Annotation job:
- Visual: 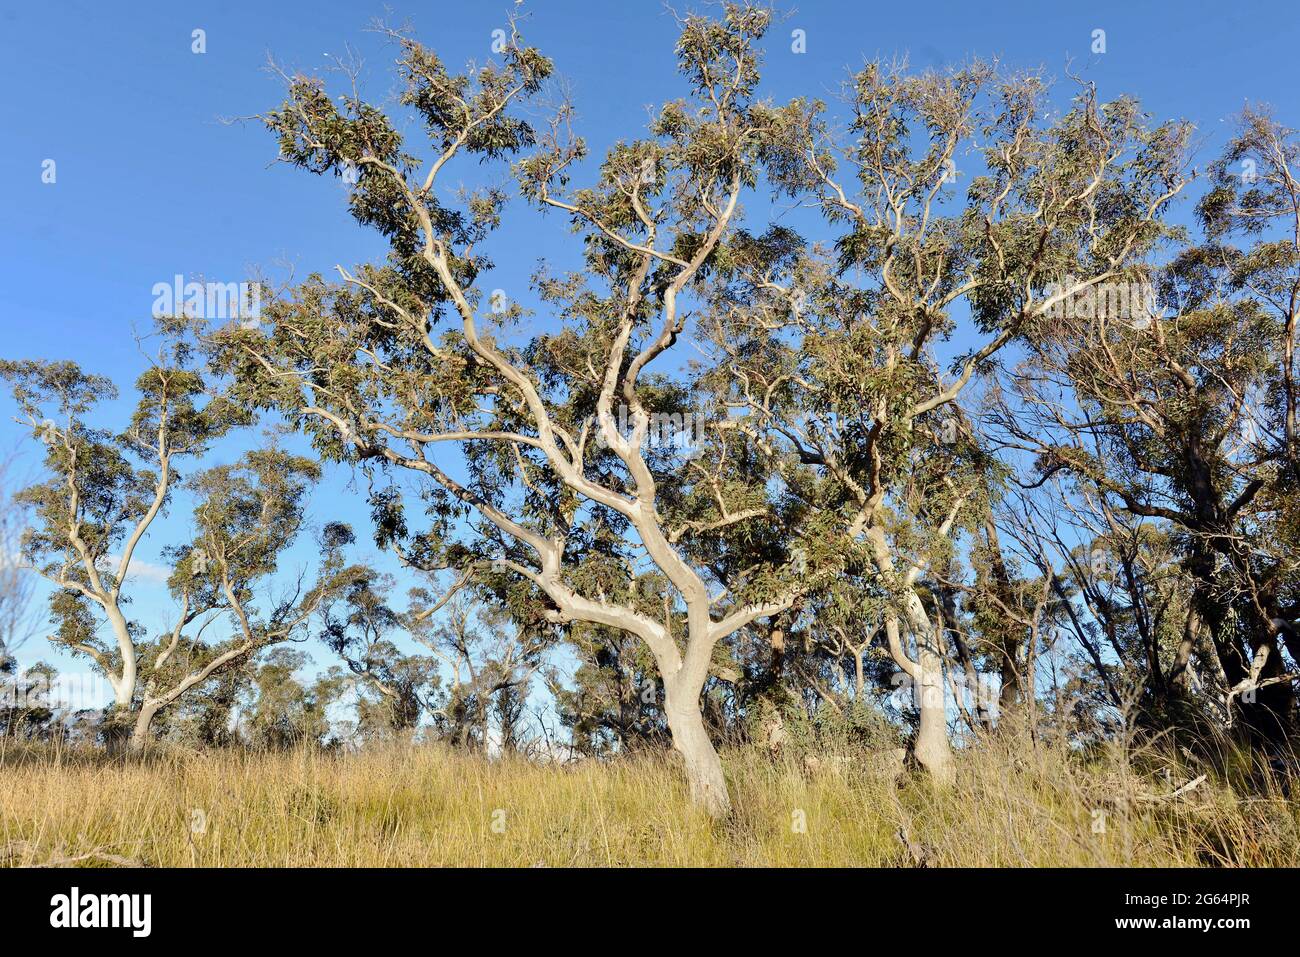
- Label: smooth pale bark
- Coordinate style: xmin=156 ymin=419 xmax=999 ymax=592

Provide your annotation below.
xmin=104 ymin=605 xmax=136 ymax=709
xmin=128 ymin=703 xmax=161 ymax=752
xmin=911 ymin=628 xmax=954 ymax=786
xmin=663 ymin=678 xmax=729 ymax=817
xmin=868 ymin=514 xmax=957 ymax=785
xmin=86 ymin=609 xmax=139 ymax=756
xmin=885 ymin=603 xmax=955 ymax=786
xmin=266 ymin=58 xmax=794 ymax=818
xmin=123 ymin=590 xmax=284 ymax=753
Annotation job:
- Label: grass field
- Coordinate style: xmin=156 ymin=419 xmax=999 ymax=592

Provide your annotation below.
xmin=2 ymin=737 xmax=1296 ymax=867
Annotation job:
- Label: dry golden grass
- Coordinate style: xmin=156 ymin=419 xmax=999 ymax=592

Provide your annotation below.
xmin=1 ymin=736 xmax=1296 ymax=867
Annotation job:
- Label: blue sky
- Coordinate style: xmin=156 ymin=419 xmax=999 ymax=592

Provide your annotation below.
xmin=2 ymin=0 xmax=1297 ymax=712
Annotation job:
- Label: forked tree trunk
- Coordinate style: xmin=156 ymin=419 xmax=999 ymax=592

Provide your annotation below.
xmin=663 ymin=679 xmax=730 ymax=817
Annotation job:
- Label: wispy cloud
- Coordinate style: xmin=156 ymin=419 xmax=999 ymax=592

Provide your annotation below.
xmin=3 ymin=550 xmax=173 ymax=585
xmin=98 ymin=555 xmax=174 ymax=585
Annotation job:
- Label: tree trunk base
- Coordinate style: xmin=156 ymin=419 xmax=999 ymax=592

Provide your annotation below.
xmin=914 ymin=702 xmax=954 ymax=787
xmin=913 ymin=740 xmax=955 ymax=787
xmin=665 ymin=702 xmax=732 ymax=817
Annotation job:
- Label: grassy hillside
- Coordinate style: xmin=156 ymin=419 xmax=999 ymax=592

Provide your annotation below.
xmin=2 ymin=738 xmax=1296 ymax=867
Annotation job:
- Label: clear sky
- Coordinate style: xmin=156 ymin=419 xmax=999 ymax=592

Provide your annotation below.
xmin=2 ymin=0 xmax=1298 ymax=707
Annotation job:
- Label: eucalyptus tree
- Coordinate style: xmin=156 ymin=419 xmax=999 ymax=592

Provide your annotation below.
xmin=242 ymin=647 xmax=344 ymax=749
xmin=128 ymin=447 xmax=349 ymax=748
xmin=1193 ymin=108 xmax=1300 ymax=735
xmin=698 ymin=64 xmax=1191 ymax=779
xmin=0 ymin=660 xmax=57 ymax=741
xmin=0 ymin=330 xmax=242 ymax=744
xmin=212 ymin=5 xmax=819 ymax=814
xmin=410 ymin=593 xmax=541 ymax=752
xmin=546 ymin=622 xmax=669 ymax=756
xmin=318 ymin=561 xmax=441 ymax=737
xmin=997 ymin=108 xmax=1300 ymax=744
xmin=0 ymin=458 xmax=36 ymax=671
xmin=0 ymin=331 xmax=351 ymax=749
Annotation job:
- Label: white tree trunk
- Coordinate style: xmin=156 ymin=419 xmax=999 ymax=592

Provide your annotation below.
xmin=94 ymin=607 xmax=138 ymax=755
xmin=907 ymin=592 xmax=954 ymax=785
xmin=128 ymin=702 xmax=159 ymax=752
xmin=912 ymin=641 xmax=954 ymax=785
xmin=887 ymin=600 xmax=955 ymax=786
xmin=663 ymin=680 xmax=730 ymax=817
xmin=105 ymin=604 xmax=136 ymax=709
